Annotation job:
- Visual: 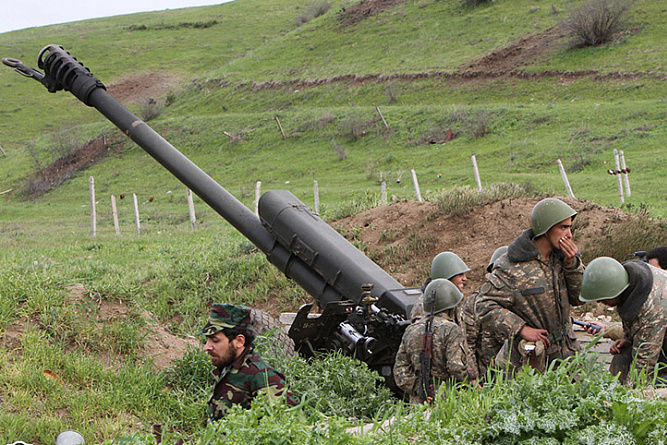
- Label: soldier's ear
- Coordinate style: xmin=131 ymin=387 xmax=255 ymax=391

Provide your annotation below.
xmin=232 ymin=334 xmax=246 ymax=350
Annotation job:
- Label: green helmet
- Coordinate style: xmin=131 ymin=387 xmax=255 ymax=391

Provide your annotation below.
xmin=579 ymin=257 xmax=630 ymax=302
xmin=531 ymin=198 xmax=577 ymax=238
xmin=487 ymin=246 xmax=508 ymax=273
xmin=431 ymin=252 xmax=470 ymax=280
xmin=423 ymin=279 xmax=464 ymax=314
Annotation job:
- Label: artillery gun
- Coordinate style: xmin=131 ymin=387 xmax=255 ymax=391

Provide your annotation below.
xmin=2 ymin=45 xmax=420 ymax=394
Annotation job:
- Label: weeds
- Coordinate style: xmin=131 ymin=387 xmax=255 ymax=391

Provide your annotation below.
xmin=139 ymin=98 xmax=165 ymax=122
xmin=338 ymin=116 xmax=377 ymax=142
xmin=164 ymin=345 xmax=213 ymax=395
xmin=448 ymin=109 xmax=492 ymax=140
xmin=325 ymin=190 xmax=381 ymax=220
xmin=580 ymin=204 xmax=667 ymax=264
xmin=295 ymin=0 xmax=332 ymax=26
xmin=561 ymin=0 xmax=635 ymax=48
xmin=432 ymin=183 xmax=532 ymax=217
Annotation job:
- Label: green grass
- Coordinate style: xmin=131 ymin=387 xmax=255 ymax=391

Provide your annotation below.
xmin=1 ymin=0 xmax=667 ymax=441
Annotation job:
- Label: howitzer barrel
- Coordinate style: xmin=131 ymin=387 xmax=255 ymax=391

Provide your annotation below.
xmin=260 ymin=190 xmax=418 ymax=315
xmin=14 ymin=45 xmax=419 ymax=317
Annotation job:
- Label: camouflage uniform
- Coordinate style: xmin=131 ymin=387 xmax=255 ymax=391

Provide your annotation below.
xmin=393 ymin=311 xmax=477 ymax=403
xmin=208 ymin=344 xmax=297 ymax=421
xmin=609 ymin=262 xmax=667 ymax=381
xmin=409 ymin=277 xmax=431 ymax=322
xmin=460 ymin=288 xmax=504 ymax=377
xmin=411 ymin=278 xmax=480 ymax=377
xmin=201 ymin=304 xmax=297 ymax=422
xmin=475 ymin=229 xmax=585 ymax=370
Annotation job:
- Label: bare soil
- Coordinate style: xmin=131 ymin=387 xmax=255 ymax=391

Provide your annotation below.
xmin=1 ymin=284 xmax=199 ymax=370
xmin=338 ymin=0 xmax=406 ymax=28
xmin=105 ymin=72 xmax=179 ymax=105
xmin=331 ymin=195 xmax=630 ymax=291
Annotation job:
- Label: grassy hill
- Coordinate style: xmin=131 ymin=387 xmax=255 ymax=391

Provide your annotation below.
xmin=1 ymin=0 xmax=666 ymax=223
xmin=2 ymin=0 xmax=667 ymax=442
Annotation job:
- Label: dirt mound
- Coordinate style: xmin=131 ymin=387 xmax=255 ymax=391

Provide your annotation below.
xmin=461 ymin=26 xmax=569 ymax=74
xmin=331 ymin=195 xmax=630 ymax=291
xmin=1 ymin=284 xmax=199 ymax=370
xmin=106 ymin=72 xmax=179 ymax=105
xmin=338 ymin=0 xmax=406 ymax=27
xmin=21 ymin=137 xmax=110 ymax=198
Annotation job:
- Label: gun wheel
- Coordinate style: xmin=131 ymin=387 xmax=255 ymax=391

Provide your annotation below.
xmin=250 ymin=308 xmax=296 ymax=357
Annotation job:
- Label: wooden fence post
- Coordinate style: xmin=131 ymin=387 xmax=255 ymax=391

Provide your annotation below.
xmin=376 ymin=106 xmax=389 ymax=130
xmin=89 ymin=176 xmax=96 ymax=237
xmin=132 ymin=193 xmax=141 ymax=235
xmin=111 ymin=195 xmax=120 ymax=235
xmin=620 ymin=150 xmax=631 ymax=198
xmin=557 ymin=159 xmax=576 ymax=198
xmin=471 ymin=155 xmax=482 ymax=191
xmin=410 ymin=168 xmax=423 ymax=202
xmin=381 ymin=181 xmax=387 ymax=205
xmin=275 ymin=116 xmax=286 ymax=139
xmin=313 ymin=180 xmax=320 ymax=213
xmin=186 ymin=188 xmax=196 ymax=229
xmin=613 ymin=149 xmax=625 ymax=204
xmin=254 ymin=181 xmax=261 ymax=217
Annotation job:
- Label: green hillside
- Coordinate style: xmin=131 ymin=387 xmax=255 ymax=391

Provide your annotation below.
xmin=1 ymin=0 xmax=665 ymax=229
xmin=2 ymin=0 xmax=667 ymax=442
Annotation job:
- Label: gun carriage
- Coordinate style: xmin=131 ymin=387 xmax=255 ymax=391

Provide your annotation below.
xmin=3 ymin=46 xmax=421 ymax=394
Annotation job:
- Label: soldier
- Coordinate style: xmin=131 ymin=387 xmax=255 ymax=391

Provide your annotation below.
xmin=464 ymin=246 xmax=508 ymax=378
xmin=201 ymin=304 xmax=298 ymax=421
xmin=476 ymin=198 xmax=585 ymax=372
xmin=579 ymin=256 xmax=667 ymax=384
xmin=394 ymin=279 xmax=477 ymax=403
xmin=647 ymin=246 xmax=667 ymax=270
xmin=410 ymin=251 xmax=471 ymax=322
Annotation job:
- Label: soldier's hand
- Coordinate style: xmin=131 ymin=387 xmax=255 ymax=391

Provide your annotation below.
xmin=610 ymin=338 xmax=631 ymax=354
xmin=559 ymin=237 xmax=579 ymax=267
xmin=586 ymin=321 xmax=605 ymax=335
xmin=520 ymin=325 xmax=551 ymax=348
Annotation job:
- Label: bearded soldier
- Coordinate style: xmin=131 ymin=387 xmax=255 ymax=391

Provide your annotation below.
xmin=475 ymin=198 xmax=585 ymax=372
xmin=201 ymin=304 xmax=298 ymax=421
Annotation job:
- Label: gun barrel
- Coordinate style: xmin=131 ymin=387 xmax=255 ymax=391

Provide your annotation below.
xmin=22 ymin=44 xmax=420 ymax=317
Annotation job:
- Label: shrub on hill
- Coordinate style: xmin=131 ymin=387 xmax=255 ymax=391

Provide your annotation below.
xmin=295 ymin=0 xmax=332 ymax=26
xmin=562 ymin=0 xmax=635 ymax=47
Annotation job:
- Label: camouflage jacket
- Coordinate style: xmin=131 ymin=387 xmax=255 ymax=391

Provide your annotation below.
xmin=393 ymin=311 xmax=477 ymax=403
xmin=461 ymin=285 xmax=504 ymax=377
xmin=208 ymin=345 xmax=297 ymax=421
xmin=475 ymin=229 xmax=584 ymax=365
xmin=619 ymin=262 xmax=667 ymax=372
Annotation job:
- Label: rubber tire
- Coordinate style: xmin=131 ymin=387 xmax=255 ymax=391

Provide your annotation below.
xmin=250 ymin=308 xmax=296 ymax=357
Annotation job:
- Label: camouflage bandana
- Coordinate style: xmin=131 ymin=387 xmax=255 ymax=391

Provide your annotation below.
xmin=200 ymin=304 xmax=251 ymax=336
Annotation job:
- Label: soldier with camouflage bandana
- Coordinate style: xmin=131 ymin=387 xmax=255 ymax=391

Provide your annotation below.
xmin=201 ymin=304 xmax=298 ymax=421
xmin=394 ymin=279 xmax=477 ymax=403
xmin=475 ymin=198 xmax=585 ymax=372
xmin=580 ymin=257 xmax=667 ymax=383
